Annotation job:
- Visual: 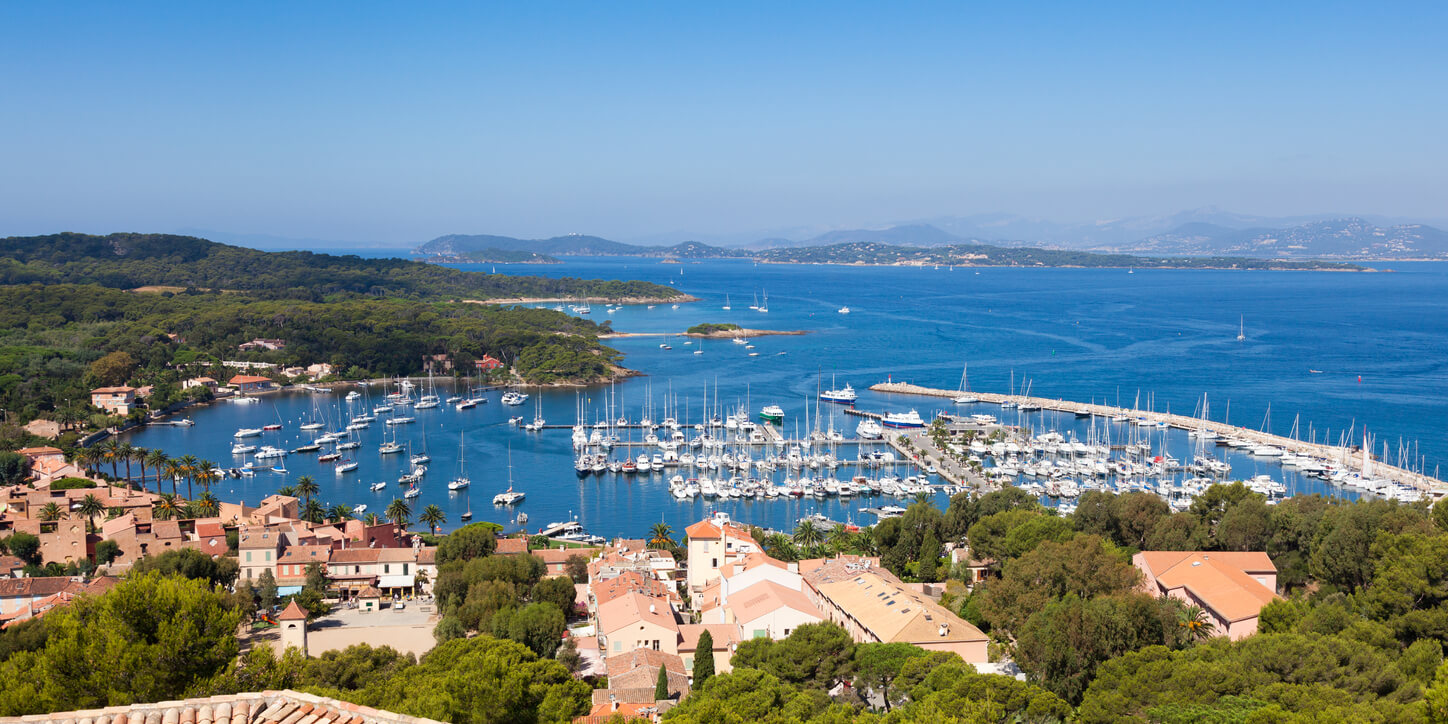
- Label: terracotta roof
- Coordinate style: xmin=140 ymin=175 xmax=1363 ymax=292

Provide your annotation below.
xmin=720 ymin=551 xmax=788 ymax=578
xmin=16 ymin=447 xmax=63 ymax=456
xmin=0 ymin=577 xmax=75 ymax=599
xmin=605 ymin=648 xmax=687 ymax=677
xmin=1142 ymin=552 xmax=1279 ymax=623
xmin=535 ymin=547 xmax=599 ymax=564
xmin=726 ymin=580 xmax=823 ymax=625
xmin=683 ymin=519 xmax=758 ymax=545
xmin=277 ymin=600 xmax=309 ymax=621
xmin=1137 ymin=551 xmax=1276 ymax=575
xmin=0 ymin=689 xmax=446 ymax=724
xmin=677 ymin=623 xmax=742 ymax=652
xmin=580 ymin=700 xmax=657 ymax=722
xmin=597 ymin=592 xmax=678 ymax=635
xmin=90 ymin=386 xmax=136 ymax=394
xmin=592 ymin=570 xmax=673 ymax=606
xmin=806 ymin=566 xmax=986 ymax=646
xmin=229 ymin=375 xmax=272 ymax=384
xmin=495 ymin=538 xmax=529 ymax=555
xmin=277 ymin=545 xmax=332 ymax=566
xmin=357 ymin=586 xmax=382 ymax=599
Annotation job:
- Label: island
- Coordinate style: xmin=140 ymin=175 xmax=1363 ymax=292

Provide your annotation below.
xmin=416 ymin=247 xmax=562 ymax=264
xmin=0 ymin=232 xmax=689 ymax=439
xmin=751 ymin=242 xmax=1367 ymax=270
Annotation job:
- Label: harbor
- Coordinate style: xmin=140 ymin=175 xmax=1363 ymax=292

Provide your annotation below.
xmin=870 ymin=381 xmax=1442 ymax=497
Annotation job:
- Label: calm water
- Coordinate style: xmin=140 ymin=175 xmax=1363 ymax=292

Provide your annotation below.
xmin=123 ymin=258 xmax=1448 ymax=536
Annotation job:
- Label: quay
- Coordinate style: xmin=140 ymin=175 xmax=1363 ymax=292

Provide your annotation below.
xmin=869 ymin=382 xmax=1443 ymax=493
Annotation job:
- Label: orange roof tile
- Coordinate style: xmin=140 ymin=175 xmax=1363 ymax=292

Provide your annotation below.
xmin=1147 ymin=552 xmax=1278 ymax=623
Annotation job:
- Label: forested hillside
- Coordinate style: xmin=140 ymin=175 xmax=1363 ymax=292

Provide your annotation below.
xmin=0 ymin=233 xmax=682 ymax=301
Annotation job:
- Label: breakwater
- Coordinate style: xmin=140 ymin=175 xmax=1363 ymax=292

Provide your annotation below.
xmin=870 ymin=382 xmax=1443 ymax=493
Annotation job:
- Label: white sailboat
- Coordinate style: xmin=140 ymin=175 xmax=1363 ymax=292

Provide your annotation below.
xmin=953 ymin=362 xmax=979 ymax=404
xmin=447 ymin=432 xmax=470 ymax=490
xmin=1237 ymin=315 xmax=1246 ymax=342
xmin=758 ymin=289 xmax=769 ymax=313
xmin=722 ymin=294 xmax=731 ymax=311
xmin=492 ymin=447 xmax=524 ymax=505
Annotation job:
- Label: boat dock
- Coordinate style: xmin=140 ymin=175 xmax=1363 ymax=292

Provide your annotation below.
xmin=869 ymin=381 xmax=1443 ymax=493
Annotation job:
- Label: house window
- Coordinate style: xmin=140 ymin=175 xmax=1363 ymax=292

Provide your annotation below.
xmin=355 ymin=565 xmax=360 ymax=574
xmin=403 ymin=563 xmax=409 ymax=575
xmin=753 ymin=629 xmax=767 ymax=638
xmin=384 ymin=564 xmax=390 ymax=574
xmin=246 ymin=552 xmax=252 ymax=562
xmin=711 ymin=558 xmax=718 ymax=568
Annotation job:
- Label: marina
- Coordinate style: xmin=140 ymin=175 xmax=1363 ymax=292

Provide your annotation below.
xmin=118 ymin=259 xmax=1448 ymax=537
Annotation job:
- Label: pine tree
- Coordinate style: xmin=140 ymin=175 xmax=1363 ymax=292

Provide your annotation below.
xmin=655 ymin=664 xmax=670 ymax=700
xmin=693 ymin=629 xmax=716 ymax=686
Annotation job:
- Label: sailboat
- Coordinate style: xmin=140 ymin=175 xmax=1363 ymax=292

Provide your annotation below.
xmin=299 ymin=397 xmax=326 ymax=431
xmin=411 ymin=430 xmax=431 ymax=465
xmin=758 ymin=289 xmax=769 ymax=313
xmin=492 ymin=447 xmax=524 ymax=505
xmin=416 ymin=370 xmax=440 ymax=409
xmin=1237 ymin=316 xmax=1246 ymax=342
xmin=722 ymin=294 xmax=731 ymax=311
xmin=953 ymin=362 xmax=979 ymax=404
xmin=447 ymin=432 xmax=470 ymax=490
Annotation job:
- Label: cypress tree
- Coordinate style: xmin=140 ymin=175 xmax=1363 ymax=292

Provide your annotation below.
xmin=693 ymin=629 xmax=716 ymax=685
xmin=655 ymin=663 xmax=670 ymax=700
xmin=919 ymin=529 xmax=940 ymax=582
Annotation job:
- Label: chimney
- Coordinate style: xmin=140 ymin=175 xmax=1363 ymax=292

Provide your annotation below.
xmin=610 ymin=694 xmax=618 ymax=712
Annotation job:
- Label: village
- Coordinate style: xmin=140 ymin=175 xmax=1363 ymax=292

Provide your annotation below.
xmin=0 ymin=433 xmax=1285 ymax=722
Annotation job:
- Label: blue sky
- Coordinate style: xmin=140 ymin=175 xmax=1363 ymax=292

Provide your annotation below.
xmin=1 ymin=2 xmax=1444 ymax=243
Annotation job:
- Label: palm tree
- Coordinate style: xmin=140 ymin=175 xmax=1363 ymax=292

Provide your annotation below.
xmin=130 ymin=446 xmax=149 ymax=490
xmin=385 ymin=498 xmax=412 ymax=532
xmin=792 ymin=520 xmax=823 ymax=552
xmin=118 ymin=442 xmax=136 ymax=486
xmin=276 ymin=485 xmax=298 ymax=497
xmin=163 ymin=460 xmax=184 ymax=496
xmin=419 ymin=504 xmax=446 ymax=532
xmin=913 ymin=491 xmax=932 ymax=507
xmin=294 ymin=475 xmax=319 ymax=504
xmin=1179 ymin=605 xmax=1217 ymax=642
xmin=853 ymin=526 xmax=877 ymax=555
xmin=37 ymin=501 xmax=65 ymax=521
xmin=153 ymin=494 xmax=181 ymax=521
xmin=827 ymin=523 xmax=852 ymax=553
xmin=72 ymin=446 xmax=96 ymax=475
xmin=301 ymin=499 xmax=325 ymax=524
xmin=77 ymin=493 xmax=106 ymax=533
xmin=649 ymin=522 xmax=675 ymax=549
xmin=763 ymin=532 xmax=799 ymax=562
xmin=363 ymin=512 xmax=382 ymax=526
xmin=195 ymin=462 xmax=220 ymax=496
xmin=103 ymin=439 xmax=122 ymax=479
xmin=195 ymin=492 xmax=220 ymax=517
xmin=327 ymin=503 xmax=353 ymax=524
xmin=176 ymin=454 xmax=200 ymax=499
xmin=145 ymin=449 xmax=169 ymax=494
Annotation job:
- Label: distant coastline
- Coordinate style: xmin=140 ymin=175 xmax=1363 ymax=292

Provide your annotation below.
xmin=599 ymin=328 xmax=807 ymax=340
xmin=465 ymin=294 xmax=699 ymax=305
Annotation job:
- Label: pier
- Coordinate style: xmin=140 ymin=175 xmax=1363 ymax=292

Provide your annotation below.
xmin=869 ymin=382 xmax=1444 ymax=493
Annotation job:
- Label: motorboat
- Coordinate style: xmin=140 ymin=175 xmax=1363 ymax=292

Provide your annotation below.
xmin=881 ymin=410 xmax=926 ymax=428
xmin=386 ymin=415 xmax=416 ymax=425
xmin=838 ymin=306 xmax=851 ymax=314
xmin=234 ymin=428 xmax=263 ymax=438
xmin=336 ymin=460 xmax=358 ymax=473
xmin=856 ymin=419 xmax=884 ymax=440
xmin=370 ymin=481 xmax=387 ymax=491
xmin=820 ymin=384 xmax=857 ymax=404
xmin=231 ymin=443 xmax=257 ymax=455
xmin=759 ymin=405 xmax=785 ymax=423
xmin=501 ymin=391 xmax=528 ymax=406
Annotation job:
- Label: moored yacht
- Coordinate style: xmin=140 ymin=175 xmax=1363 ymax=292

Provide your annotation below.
xmin=820 ymin=383 xmax=857 ymax=404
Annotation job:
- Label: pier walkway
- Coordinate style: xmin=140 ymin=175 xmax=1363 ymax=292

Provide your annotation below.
xmin=869 ymin=382 xmax=1443 ymax=493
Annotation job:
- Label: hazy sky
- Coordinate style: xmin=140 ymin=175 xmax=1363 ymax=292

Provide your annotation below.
xmin=2 ymin=3 xmax=1444 ymax=243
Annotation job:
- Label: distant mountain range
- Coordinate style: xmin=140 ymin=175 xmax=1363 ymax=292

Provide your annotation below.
xmin=416 ymin=211 xmax=1448 ymax=261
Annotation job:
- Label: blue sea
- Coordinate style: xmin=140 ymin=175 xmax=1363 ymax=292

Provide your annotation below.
xmin=122 ymin=257 xmax=1448 ymax=537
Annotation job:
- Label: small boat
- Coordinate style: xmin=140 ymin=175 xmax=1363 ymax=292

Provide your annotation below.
xmin=1309 ymin=369 xmax=1324 ymax=374
xmin=234 ymin=428 xmax=262 ymax=439
xmin=370 ymin=481 xmax=387 ymax=491
xmin=379 ymin=441 xmax=403 ymax=454
xmin=448 ymin=432 xmax=470 ymax=490
xmin=345 ymin=391 xmax=361 ymax=401
xmin=386 ymin=416 xmax=416 ymax=425
xmin=759 ymin=405 xmax=785 ymax=423
xmin=856 ymin=419 xmax=884 ymax=439
xmin=404 ymin=486 xmax=421 ymax=499
xmin=262 ymin=423 xmax=282 ymax=431
xmin=231 ymin=443 xmax=256 ymax=455
xmin=501 ymin=391 xmax=528 ymax=406
xmin=352 ymin=503 xmax=367 ymax=514
xmin=317 ymin=452 xmax=341 ymax=462
xmin=229 ymin=396 xmax=260 ymax=404
xmin=838 ymin=306 xmax=851 ymax=314
xmin=292 ymin=443 xmax=321 ymax=453
xmin=336 ymin=460 xmax=358 ymax=473
xmin=270 ymin=465 xmax=288 ymax=474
